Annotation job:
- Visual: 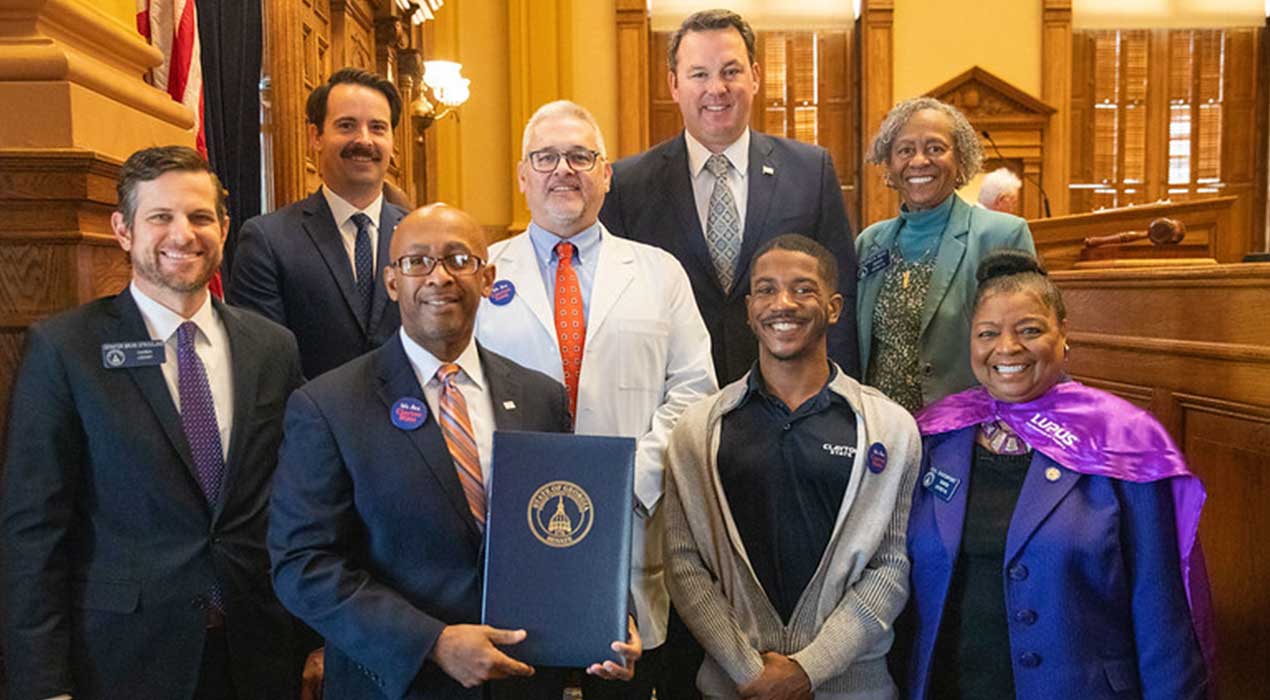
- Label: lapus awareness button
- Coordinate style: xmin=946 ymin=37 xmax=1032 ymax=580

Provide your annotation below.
xmin=867 ymin=442 xmax=888 ymax=474
xmin=489 ymin=280 xmax=516 ymax=306
xmin=390 ymin=397 xmax=428 ymax=431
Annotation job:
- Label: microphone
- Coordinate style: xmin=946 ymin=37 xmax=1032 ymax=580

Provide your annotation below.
xmin=980 ymin=129 xmax=1052 ymax=218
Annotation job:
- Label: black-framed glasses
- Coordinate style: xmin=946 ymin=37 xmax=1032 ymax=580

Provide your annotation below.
xmin=391 ymin=253 xmax=485 ymax=277
xmin=526 ymin=148 xmax=602 ymax=173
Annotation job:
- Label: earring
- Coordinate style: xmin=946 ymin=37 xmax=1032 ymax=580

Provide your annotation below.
xmin=1064 ymin=342 xmax=1071 ymax=354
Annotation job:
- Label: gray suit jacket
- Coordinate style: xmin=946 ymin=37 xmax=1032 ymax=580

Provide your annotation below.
xmin=855 ymin=195 xmax=1036 ymax=406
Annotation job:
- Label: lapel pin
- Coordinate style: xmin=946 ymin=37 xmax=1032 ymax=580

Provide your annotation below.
xmin=762 ymin=165 xmax=775 ymax=176
xmin=1044 ymin=466 xmax=1061 ymax=482
xmin=503 ymin=400 xmax=517 ymax=410
xmin=390 ymin=397 xmax=428 ymax=431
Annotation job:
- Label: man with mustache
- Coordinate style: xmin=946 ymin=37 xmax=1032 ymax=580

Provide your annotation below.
xmin=2 ymin=146 xmax=305 ymax=699
xmin=229 ymin=68 xmax=407 ymax=380
xmin=475 ymin=100 xmax=716 ymax=699
xmin=662 ymin=235 xmax=919 ymax=700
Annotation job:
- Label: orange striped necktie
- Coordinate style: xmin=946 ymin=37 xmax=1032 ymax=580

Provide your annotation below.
xmin=435 ymin=363 xmax=486 ymax=528
xmin=554 ymin=241 xmax=586 ymax=421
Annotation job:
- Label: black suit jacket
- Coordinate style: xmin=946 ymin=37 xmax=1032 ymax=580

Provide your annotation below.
xmin=227 ymin=189 xmax=407 ymax=380
xmin=600 ymin=131 xmax=860 ymax=384
xmin=268 ymin=335 xmax=571 ymax=700
xmin=1 ymin=290 xmax=303 ymax=700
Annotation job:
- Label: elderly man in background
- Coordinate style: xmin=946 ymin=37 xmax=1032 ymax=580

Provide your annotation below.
xmin=477 ymin=99 xmax=717 ymax=699
xmin=976 ymin=167 xmax=1022 ymax=214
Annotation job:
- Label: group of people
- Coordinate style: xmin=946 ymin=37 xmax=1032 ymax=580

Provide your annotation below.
xmin=1 ymin=7 xmax=1212 ymax=700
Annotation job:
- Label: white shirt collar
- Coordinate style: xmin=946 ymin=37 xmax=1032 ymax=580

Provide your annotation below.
xmin=685 ymin=128 xmax=750 ymax=180
xmin=322 ymin=185 xmax=384 ymax=230
xmin=129 ymin=281 xmax=218 ymax=342
xmin=398 ymin=328 xmax=487 ymax=392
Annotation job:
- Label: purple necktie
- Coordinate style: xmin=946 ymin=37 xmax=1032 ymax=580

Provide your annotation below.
xmin=176 ymin=321 xmax=225 ymax=610
xmin=177 ymin=321 xmax=225 ymax=504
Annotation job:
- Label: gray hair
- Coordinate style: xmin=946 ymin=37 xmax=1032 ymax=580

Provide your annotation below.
xmin=867 ymin=96 xmax=983 ymax=182
xmin=978 ymin=167 xmax=1022 ymax=206
xmin=520 ymin=100 xmax=607 ymax=160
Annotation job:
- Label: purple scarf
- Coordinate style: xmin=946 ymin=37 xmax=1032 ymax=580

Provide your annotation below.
xmin=917 ymin=381 xmax=1216 ymax=675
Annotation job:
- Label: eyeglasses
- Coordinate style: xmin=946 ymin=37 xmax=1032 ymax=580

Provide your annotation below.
xmin=526 ymin=148 xmax=603 ymax=173
xmin=391 ymin=252 xmax=485 ymax=277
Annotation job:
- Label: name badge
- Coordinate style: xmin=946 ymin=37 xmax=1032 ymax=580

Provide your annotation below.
xmin=101 ymin=340 xmax=166 ymax=369
xmin=922 ymin=467 xmax=961 ymax=503
xmin=858 ymin=249 xmax=891 ymax=278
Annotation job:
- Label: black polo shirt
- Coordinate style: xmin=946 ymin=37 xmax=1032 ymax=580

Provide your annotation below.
xmin=717 ymin=364 xmax=858 ymax=623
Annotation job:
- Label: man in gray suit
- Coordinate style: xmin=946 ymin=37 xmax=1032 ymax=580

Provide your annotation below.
xmin=228 ymin=67 xmax=407 ymax=380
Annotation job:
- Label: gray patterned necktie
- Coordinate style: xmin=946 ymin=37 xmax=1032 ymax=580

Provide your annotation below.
xmin=705 ymin=153 xmax=741 ymax=292
xmin=352 ymin=212 xmax=374 ymax=324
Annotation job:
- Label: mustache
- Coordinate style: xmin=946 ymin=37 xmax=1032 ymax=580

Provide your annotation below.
xmin=340 ymin=143 xmax=381 ymax=160
xmin=760 ymin=312 xmax=804 ymax=323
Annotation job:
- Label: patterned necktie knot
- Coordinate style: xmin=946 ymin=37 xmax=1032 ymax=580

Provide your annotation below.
xmin=351 ymin=212 xmax=373 ymax=234
xmin=706 ymin=153 xmax=731 ymax=179
xmin=555 ymin=241 xmax=576 ymax=264
xmin=177 ymin=320 xmax=199 ymax=350
xmin=436 ymin=362 xmax=461 ymax=385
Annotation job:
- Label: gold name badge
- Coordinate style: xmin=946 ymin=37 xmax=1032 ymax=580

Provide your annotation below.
xmin=527 ymin=480 xmax=594 ymax=548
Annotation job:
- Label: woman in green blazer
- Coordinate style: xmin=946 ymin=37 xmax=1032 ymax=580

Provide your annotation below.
xmin=856 ymin=97 xmax=1036 ymax=412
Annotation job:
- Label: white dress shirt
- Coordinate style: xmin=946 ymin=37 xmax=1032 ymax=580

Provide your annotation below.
xmin=322 ymin=185 xmax=384 ymax=279
xmin=398 ymin=329 xmax=496 ymax=485
xmin=130 ymin=282 xmax=234 ymax=461
xmin=685 ymin=127 xmax=750 ymax=242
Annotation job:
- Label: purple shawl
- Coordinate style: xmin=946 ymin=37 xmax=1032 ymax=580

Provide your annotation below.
xmin=916 ymin=381 xmax=1216 ymax=675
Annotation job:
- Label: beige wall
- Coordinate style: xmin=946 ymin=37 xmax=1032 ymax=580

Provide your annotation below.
xmin=893 ymin=0 xmax=1042 ymax=100
xmin=98 ymin=0 xmax=136 ymax=30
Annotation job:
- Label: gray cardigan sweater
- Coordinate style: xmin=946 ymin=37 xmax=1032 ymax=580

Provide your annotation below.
xmin=663 ymin=367 xmax=920 ymax=698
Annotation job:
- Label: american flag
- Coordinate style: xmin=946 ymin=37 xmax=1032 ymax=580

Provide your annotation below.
xmin=135 ymin=0 xmax=223 ymax=297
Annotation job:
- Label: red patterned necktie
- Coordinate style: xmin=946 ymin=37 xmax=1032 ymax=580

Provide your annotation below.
xmin=436 ymin=363 xmax=486 ymax=529
xmin=554 ymin=242 xmax=586 ymax=419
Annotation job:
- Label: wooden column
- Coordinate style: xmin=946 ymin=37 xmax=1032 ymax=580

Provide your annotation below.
xmin=859 ymin=0 xmax=895 ymax=229
xmin=261 ymin=0 xmax=312 ymax=209
xmin=614 ymin=0 xmax=649 ymax=159
xmin=1041 ymin=0 xmax=1072 ymax=216
xmin=508 ymin=0 xmax=572 ymax=233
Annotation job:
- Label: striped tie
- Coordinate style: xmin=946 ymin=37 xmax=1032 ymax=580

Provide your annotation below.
xmin=436 ymin=363 xmax=486 ymax=528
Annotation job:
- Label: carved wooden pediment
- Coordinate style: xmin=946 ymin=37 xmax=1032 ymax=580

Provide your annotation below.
xmin=926 ymin=66 xmax=1055 ymax=121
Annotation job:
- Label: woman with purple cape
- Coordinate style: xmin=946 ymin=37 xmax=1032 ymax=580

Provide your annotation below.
xmin=896 ymin=250 xmax=1214 ymax=699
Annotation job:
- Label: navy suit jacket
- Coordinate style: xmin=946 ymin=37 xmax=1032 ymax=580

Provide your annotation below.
xmin=1 ymin=290 xmax=303 ymax=700
xmin=898 ymin=426 xmax=1207 ymax=700
xmin=268 ymin=335 xmax=571 ymax=700
xmin=228 ymin=189 xmax=406 ymax=380
xmin=600 ymin=131 xmax=859 ymax=385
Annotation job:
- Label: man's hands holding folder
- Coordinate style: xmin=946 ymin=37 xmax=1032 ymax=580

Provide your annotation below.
xmin=585 ymin=615 xmax=643 ymax=681
xmin=431 ymin=624 xmax=535 ymax=687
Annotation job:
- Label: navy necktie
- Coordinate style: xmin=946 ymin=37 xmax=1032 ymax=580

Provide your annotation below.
xmin=352 ymin=212 xmax=375 ymax=324
xmin=177 ymin=321 xmax=225 ymax=504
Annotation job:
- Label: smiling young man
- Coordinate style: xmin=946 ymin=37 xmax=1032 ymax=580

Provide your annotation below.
xmin=599 ymin=9 xmax=859 ymax=390
xmin=475 ymin=100 xmax=716 ymax=700
xmin=229 ymin=67 xmax=408 ymax=380
xmin=2 ymin=146 xmax=305 ymax=700
xmin=662 ymin=234 xmax=920 ymax=700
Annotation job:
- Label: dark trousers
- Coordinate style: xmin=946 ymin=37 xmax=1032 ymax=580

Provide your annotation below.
xmin=194 ymin=626 xmax=239 ymax=700
xmin=493 ymin=644 xmax=666 ymax=700
xmin=656 ymin=605 xmax=703 ymax=700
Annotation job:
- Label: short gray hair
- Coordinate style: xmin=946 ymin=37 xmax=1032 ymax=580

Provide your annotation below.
xmin=978 ymin=167 xmax=1022 ymax=206
xmin=867 ymin=96 xmax=983 ymax=182
xmin=520 ymin=100 xmax=607 ymax=160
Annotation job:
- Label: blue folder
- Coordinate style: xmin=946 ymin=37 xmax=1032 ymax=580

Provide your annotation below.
xmin=482 ymin=430 xmax=635 ymax=668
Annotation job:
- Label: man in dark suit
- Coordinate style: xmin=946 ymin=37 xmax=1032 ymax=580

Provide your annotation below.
xmin=2 ymin=146 xmax=304 ymax=699
xmin=599 ymin=9 xmax=859 ymax=386
xmin=269 ymin=204 xmax=639 ymax=699
xmin=228 ymin=67 xmax=407 ymax=380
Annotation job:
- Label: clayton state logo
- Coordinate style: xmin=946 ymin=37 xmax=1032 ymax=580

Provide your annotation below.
xmin=527 ymin=480 xmax=594 ymax=548
xmin=104 ymin=348 xmax=126 ymax=368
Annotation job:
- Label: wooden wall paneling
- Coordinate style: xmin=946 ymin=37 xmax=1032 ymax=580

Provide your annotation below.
xmin=819 ymin=30 xmax=857 ymax=227
xmin=1041 ymin=0 xmax=1072 ymax=216
xmin=330 ymin=0 xmax=376 ymax=71
xmin=615 ymin=0 xmax=650 ymax=159
xmin=648 ymin=32 xmax=680 ymax=148
xmin=1143 ymin=30 xmax=1169 ymax=204
xmin=1055 ymin=263 xmax=1270 ymax=698
xmin=859 ymin=0 xmax=895 ymax=229
xmin=264 ymin=0 xmax=321 ymax=208
xmin=1069 ymin=31 xmax=1095 ymax=215
xmin=1222 ymin=27 xmax=1263 ymax=260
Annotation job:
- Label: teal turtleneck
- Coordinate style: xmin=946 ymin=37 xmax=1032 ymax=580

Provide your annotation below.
xmin=896 ymin=193 xmax=956 ymax=261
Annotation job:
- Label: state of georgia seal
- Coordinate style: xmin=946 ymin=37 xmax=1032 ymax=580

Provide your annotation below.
xmin=527 ymin=480 xmax=594 ymax=548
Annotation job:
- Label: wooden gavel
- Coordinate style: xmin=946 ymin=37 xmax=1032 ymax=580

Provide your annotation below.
xmin=1084 ymin=218 xmax=1186 ymax=249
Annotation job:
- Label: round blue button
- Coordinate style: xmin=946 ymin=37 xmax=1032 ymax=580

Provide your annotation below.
xmin=867 ymin=442 xmax=888 ymax=474
xmin=489 ymin=279 xmax=516 ymax=306
xmin=390 ymin=397 xmax=428 ymax=431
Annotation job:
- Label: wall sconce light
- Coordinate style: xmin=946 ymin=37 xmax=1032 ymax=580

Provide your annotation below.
xmin=412 ymin=60 xmax=470 ymax=130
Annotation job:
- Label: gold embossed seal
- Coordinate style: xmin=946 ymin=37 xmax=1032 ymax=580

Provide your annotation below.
xmin=527 ymin=480 xmax=594 ymax=548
